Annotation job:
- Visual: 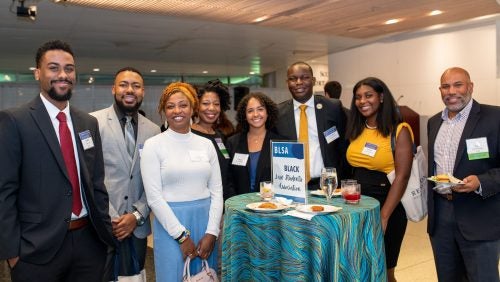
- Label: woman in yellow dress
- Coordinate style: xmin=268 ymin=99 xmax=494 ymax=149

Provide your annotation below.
xmin=346 ymin=77 xmax=413 ymax=282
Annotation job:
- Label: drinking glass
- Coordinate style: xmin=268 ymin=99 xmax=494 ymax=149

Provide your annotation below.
xmin=320 ymin=167 xmax=338 ymax=201
xmin=260 ymin=181 xmax=274 ymax=201
xmin=342 ymin=182 xmax=361 ymax=204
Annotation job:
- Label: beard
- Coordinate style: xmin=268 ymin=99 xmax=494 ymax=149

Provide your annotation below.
xmin=48 ymin=86 xmax=72 ymax=101
xmin=443 ymin=92 xmax=472 ymax=113
xmin=115 ymin=95 xmax=143 ymax=114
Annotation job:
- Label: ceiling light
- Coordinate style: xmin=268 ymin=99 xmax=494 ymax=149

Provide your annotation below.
xmin=88 ymin=76 xmax=94 ymax=84
xmin=150 ymin=69 xmax=157 ymax=73
xmin=249 ymin=71 xmax=255 ymax=75
xmin=92 ymin=68 xmax=100 ymax=72
xmin=202 ymin=70 xmax=208 ymax=74
xmin=429 ymin=10 xmax=443 ymax=16
xmin=253 ymin=16 xmax=269 ymax=23
xmin=385 ymin=19 xmax=400 ymax=25
xmin=29 ymin=67 xmax=36 ymax=71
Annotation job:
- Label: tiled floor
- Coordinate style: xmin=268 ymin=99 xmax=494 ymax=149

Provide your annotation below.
xmin=395 ymin=218 xmax=438 ymax=282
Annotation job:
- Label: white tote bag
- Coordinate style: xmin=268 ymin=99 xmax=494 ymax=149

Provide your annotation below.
xmin=397 ymin=146 xmax=428 ymax=222
xmin=388 ymin=133 xmax=428 ymax=222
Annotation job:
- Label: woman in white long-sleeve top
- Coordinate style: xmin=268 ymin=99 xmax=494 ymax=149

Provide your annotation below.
xmin=141 ymin=82 xmax=223 ymax=282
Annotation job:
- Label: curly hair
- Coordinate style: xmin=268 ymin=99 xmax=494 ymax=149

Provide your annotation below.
xmin=36 ymin=40 xmax=74 ymax=68
xmin=235 ymin=92 xmax=279 ymax=133
xmin=157 ymin=82 xmax=198 ymax=119
xmin=346 ymin=77 xmax=401 ymax=140
xmin=197 ymin=79 xmax=231 ymax=112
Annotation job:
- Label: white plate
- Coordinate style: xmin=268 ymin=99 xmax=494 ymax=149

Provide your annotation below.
xmin=246 ymin=202 xmax=288 ymax=213
xmin=310 ymin=189 xmax=342 ymax=197
xmin=295 ymin=204 xmax=342 ymax=215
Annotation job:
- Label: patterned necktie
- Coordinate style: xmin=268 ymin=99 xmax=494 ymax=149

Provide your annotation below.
xmin=124 ymin=116 xmax=135 ymax=158
xmin=56 ymin=112 xmax=82 ymax=216
xmin=298 ymin=105 xmax=310 ymax=183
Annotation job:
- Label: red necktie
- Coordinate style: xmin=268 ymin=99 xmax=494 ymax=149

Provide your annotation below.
xmin=56 ymin=112 xmax=82 ymax=216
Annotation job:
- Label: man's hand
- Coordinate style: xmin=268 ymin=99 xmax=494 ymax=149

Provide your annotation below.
xmin=453 ymin=175 xmax=480 ymax=193
xmin=111 ymin=214 xmax=137 ymax=241
xmin=7 ymin=256 xmax=19 ymax=268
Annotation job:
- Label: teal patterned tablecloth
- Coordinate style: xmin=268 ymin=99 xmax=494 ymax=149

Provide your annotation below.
xmin=221 ymin=193 xmax=386 ymax=282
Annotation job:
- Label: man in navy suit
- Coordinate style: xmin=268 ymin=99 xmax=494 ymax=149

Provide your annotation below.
xmin=427 ymin=67 xmax=500 ymax=281
xmin=274 ymin=62 xmax=348 ymax=188
xmin=0 ymin=40 xmax=114 ymax=281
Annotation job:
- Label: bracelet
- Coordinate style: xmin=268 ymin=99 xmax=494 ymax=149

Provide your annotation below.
xmin=175 ymin=229 xmax=191 ymax=244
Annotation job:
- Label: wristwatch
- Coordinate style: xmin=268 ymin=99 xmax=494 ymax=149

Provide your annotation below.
xmin=132 ymin=210 xmax=145 ymax=226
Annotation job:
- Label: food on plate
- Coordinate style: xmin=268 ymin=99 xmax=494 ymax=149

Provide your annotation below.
xmin=258 ymin=202 xmax=277 ymax=209
xmin=311 ymin=205 xmax=324 ymax=212
xmin=436 ymin=174 xmax=449 ymax=182
xmin=428 ymin=174 xmax=464 ymax=184
xmin=334 ymin=188 xmax=341 ymax=193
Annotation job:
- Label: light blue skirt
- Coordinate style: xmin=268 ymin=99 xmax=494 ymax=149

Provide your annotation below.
xmin=153 ymin=197 xmax=218 ymax=282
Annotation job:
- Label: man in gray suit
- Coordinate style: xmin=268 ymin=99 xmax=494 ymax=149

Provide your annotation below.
xmin=91 ymin=67 xmax=160 ymax=280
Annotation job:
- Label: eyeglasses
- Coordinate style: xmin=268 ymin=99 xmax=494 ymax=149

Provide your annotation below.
xmin=287 ymin=75 xmax=312 ymax=83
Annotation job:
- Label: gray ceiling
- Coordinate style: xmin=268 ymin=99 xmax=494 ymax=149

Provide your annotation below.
xmin=1 ymin=0 xmax=499 ymax=77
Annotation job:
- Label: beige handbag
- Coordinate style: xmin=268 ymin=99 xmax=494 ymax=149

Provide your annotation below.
xmin=182 ymin=257 xmax=218 ymax=282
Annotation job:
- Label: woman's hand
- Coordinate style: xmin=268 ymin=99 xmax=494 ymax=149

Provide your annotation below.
xmin=196 ymin=234 xmax=217 ymax=260
xmin=179 ymin=237 xmax=197 ymax=260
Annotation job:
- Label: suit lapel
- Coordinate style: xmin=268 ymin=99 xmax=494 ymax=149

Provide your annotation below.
xmin=106 ymin=107 xmax=133 ymax=171
xmin=283 ymin=101 xmax=297 ymax=139
xmin=428 ymin=116 xmax=443 ymax=175
xmin=71 ymin=109 xmax=90 ymax=190
xmin=29 ymin=96 xmax=70 ymax=181
xmin=454 ymin=101 xmax=480 ymax=173
xmin=314 ymin=96 xmax=327 ymax=161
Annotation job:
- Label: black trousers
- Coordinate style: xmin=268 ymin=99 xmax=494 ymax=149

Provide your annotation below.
xmin=353 ymin=167 xmax=408 ymax=269
xmin=10 ymin=225 xmax=107 ymax=282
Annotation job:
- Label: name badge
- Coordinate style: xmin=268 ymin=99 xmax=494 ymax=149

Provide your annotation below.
xmin=138 ymin=144 xmax=144 ymax=158
xmin=466 ymin=137 xmax=489 ymax=160
xmin=188 ymin=150 xmax=209 ymax=162
xmin=323 ymin=126 xmax=339 ymax=144
xmin=361 ymin=142 xmax=378 ymax=157
xmin=78 ymin=130 xmax=94 ymax=150
xmin=232 ymin=153 xmax=249 ymax=166
xmin=215 ymin=138 xmax=230 ymax=159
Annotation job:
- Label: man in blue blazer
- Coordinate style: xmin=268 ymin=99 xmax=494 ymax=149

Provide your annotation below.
xmin=427 ymin=67 xmax=500 ymax=281
xmin=274 ymin=62 xmax=348 ymax=188
xmin=0 ymin=40 xmax=115 ymax=281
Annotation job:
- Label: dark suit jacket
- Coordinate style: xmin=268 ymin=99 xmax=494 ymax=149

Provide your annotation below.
xmin=274 ymin=95 xmax=349 ymax=179
xmin=427 ymin=100 xmax=500 ymax=241
xmin=226 ymin=130 xmax=282 ymax=195
xmin=0 ymin=96 xmax=115 ymax=264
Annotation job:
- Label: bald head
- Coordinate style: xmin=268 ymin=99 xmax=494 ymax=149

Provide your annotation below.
xmin=440 ymin=67 xmax=471 ymax=84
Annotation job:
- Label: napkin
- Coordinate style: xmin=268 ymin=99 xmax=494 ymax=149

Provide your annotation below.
xmin=275 ymin=197 xmax=293 ymax=206
xmin=285 ymin=210 xmax=315 ymax=220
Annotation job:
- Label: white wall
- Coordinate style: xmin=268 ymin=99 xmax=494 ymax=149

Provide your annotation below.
xmin=328 ymin=22 xmax=499 ymax=150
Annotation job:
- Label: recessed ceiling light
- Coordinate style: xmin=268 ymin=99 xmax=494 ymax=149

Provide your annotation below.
xmin=429 ymin=10 xmax=443 ymax=16
xmin=29 ymin=67 xmax=36 ymax=71
xmin=202 ymin=70 xmax=208 ymax=74
xmin=253 ymin=16 xmax=269 ymax=23
xmin=93 ymin=68 xmax=100 ymax=72
xmin=150 ymin=69 xmax=157 ymax=73
xmin=249 ymin=71 xmax=255 ymax=75
xmin=385 ymin=19 xmax=400 ymax=25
